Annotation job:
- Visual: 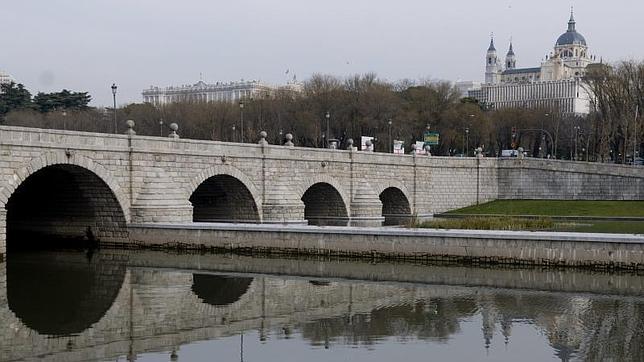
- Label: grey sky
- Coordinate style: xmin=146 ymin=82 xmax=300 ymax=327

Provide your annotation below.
xmin=1 ymin=0 xmax=642 ymax=106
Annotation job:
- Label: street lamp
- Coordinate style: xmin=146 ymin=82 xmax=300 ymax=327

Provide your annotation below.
xmin=387 ymin=119 xmax=392 ymax=153
xmin=325 ymin=111 xmax=330 ymax=148
xmin=62 ymin=110 xmax=67 ymax=130
xmin=239 ymin=100 xmax=245 ymax=143
xmin=572 ymin=125 xmax=580 ymax=161
xmin=232 ymin=124 xmax=236 ymax=142
xmin=159 ymin=119 xmax=164 ymax=137
xmin=465 ymin=127 xmax=470 ymax=157
xmin=111 ymin=83 xmax=118 ymax=133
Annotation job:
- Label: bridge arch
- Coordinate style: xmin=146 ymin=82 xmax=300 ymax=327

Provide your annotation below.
xmin=187 ymin=165 xmax=262 ymax=223
xmin=378 ymin=187 xmax=413 ymax=226
xmin=2 ymin=152 xmax=129 ymax=247
xmin=372 ymin=180 xmax=413 ymax=212
xmin=299 ymin=176 xmax=350 ymax=226
xmin=0 ymin=152 xmax=129 ymax=220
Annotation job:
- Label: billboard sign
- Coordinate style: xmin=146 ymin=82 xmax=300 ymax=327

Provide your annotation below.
xmin=424 ymin=131 xmax=440 ymax=146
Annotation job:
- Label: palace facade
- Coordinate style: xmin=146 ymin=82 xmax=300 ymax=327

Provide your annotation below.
xmin=0 ymin=69 xmax=13 ymax=86
xmin=142 ymin=79 xmax=302 ymax=106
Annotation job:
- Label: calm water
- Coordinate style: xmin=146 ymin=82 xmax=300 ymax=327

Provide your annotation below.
xmin=0 ymin=250 xmax=643 ymax=362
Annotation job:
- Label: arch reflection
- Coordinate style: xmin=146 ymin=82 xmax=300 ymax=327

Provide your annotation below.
xmin=191 ymin=274 xmax=254 ymax=306
xmin=6 ymin=251 xmax=126 ymax=336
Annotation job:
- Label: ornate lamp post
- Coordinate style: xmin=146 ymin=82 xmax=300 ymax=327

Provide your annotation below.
xmin=388 ymin=119 xmax=392 ymax=153
xmin=111 ymin=83 xmax=118 ymax=133
xmin=239 ymin=100 xmax=244 ymax=143
xmin=325 ymin=111 xmax=330 ymax=148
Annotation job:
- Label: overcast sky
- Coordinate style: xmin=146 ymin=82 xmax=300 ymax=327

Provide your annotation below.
xmin=1 ymin=0 xmax=642 ymax=106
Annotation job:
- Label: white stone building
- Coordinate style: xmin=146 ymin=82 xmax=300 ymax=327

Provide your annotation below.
xmin=0 ymin=69 xmax=14 ymax=86
xmin=469 ymin=10 xmax=595 ymax=115
xmin=142 ymin=79 xmax=302 ymax=106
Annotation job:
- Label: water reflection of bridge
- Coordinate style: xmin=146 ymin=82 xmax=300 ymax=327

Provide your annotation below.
xmin=0 ymin=251 xmax=643 ymax=361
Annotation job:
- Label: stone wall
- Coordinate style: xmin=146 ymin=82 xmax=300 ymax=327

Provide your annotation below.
xmin=498 ymin=158 xmax=644 ymax=200
xmin=126 ymin=224 xmax=644 ymax=270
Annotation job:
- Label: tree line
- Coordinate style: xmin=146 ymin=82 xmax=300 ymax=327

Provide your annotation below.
xmin=0 ymin=82 xmax=91 ymax=117
xmin=2 ymin=61 xmax=643 ymax=161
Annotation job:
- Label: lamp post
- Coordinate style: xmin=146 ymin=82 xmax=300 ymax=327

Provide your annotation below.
xmin=325 ymin=111 xmax=330 ymax=148
xmin=232 ymin=124 xmax=236 ymax=143
xmin=111 ymin=83 xmax=118 ymax=133
xmin=62 ymin=110 xmax=67 ymax=130
xmin=387 ymin=119 xmax=392 ymax=153
xmin=159 ymin=119 xmax=164 ymax=137
xmin=239 ymin=100 xmax=244 ymax=143
xmin=465 ymin=127 xmax=470 ymax=157
xmin=572 ymin=125 xmax=580 ymax=160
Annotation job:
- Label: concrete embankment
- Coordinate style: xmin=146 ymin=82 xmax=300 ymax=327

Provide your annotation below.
xmin=119 ymin=223 xmax=644 ymax=270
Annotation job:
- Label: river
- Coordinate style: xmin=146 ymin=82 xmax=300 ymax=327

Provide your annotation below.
xmin=0 ymin=249 xmax=642 ymax=361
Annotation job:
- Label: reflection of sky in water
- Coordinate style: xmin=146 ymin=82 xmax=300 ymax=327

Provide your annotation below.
xmin=134 ymin=317 xmax=558 ymax=362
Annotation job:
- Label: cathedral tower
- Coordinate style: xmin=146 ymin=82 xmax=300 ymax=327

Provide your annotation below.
xmin=485 ymin=37 xmax=501 ymax=84
xmin=505 ymin=41 xmax=516 ymax=70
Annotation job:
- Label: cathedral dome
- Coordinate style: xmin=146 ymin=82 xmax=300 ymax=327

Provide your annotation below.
xmin=556 ymin=10 xmax=586 ymax=46
xmin=556 ymin=31 xmax=586 ymax=46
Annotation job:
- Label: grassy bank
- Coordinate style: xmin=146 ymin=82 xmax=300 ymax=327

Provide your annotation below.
xmin=446 ymin=200 xmax=644 ymax=217
xmin=415 ymin=217 xmax=555 ymax=231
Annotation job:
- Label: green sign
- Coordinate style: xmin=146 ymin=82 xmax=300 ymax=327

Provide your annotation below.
xmin=424 ymin=131 xmax=440 ymax=146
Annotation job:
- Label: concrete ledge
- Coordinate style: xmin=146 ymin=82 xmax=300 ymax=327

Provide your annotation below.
xmin=123 ymin=223 xmax=644 ymax=270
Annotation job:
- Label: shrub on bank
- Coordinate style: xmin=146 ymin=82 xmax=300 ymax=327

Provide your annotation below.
xmin=415 ymin=217 xmax=554 ymax=231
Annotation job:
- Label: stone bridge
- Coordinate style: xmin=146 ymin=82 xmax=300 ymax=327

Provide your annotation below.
xmin=2 ymin=124 xmax=644 ymax=256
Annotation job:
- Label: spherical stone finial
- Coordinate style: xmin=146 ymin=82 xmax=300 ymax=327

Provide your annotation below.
xmin=284 ymin=133 xmax=294 ymax=147
xmin=346 ymin=138 xmax=354 ymax=150
xmin=258 ymin=131 xmax=268 ymax=145
xmin=476 ymin=147 xmax=484 ymax=159
xmin=168 ymin=123 xmax=180 ymax=139
xmin=124 ymin=119 xmax=136 ymax=135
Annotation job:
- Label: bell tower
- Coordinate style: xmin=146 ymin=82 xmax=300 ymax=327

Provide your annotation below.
xmin=505 ymin=41 xmax=516 ymax=70
xmin=485 ymin=36 xmax=501 ymax=84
